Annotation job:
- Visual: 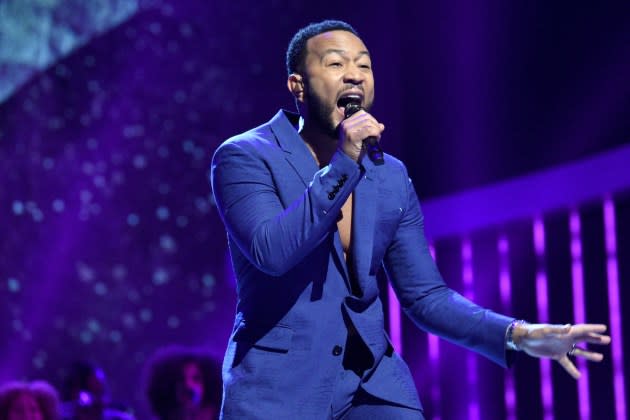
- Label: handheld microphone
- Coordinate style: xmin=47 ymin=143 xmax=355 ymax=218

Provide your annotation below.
xmin=343 ymin=102 xmax=385 ymax=166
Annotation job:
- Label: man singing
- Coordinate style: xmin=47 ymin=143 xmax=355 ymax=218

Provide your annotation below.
xmin=210 ymin=20 xmax=610 ymax=419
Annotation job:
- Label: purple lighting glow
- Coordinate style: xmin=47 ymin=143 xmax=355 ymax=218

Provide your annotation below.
xmin=603 ymin=197 xmax=626 ymax=420
xmin=428 ymin=333 xmax=441 ymax=419
xmin=498 ymin=236 xmax=511 ymax=306
xmin=387 ymin=282 xmax=402 ymax=355
xmin=498 ymin=234 xmax=516 ymax=420
xmin=0 ymin=3 xmax=628 ymax=418
xmin=461 ymin=239 xmax=480 ymax=420
xmin=427 ymin=244 xmax=441 ymax=419
xmin=533 ymin=217 xmax=554 ymax=420
xmin=569 ymin=210 xmax=590 ymax=420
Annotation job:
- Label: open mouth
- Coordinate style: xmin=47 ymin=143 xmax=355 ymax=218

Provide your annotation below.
xmin=336 ymin=93 xmax=363 ymax=115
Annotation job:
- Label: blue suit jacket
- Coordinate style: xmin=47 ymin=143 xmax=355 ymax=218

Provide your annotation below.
xmin=211 ymin=110 xmax=513 ymax=419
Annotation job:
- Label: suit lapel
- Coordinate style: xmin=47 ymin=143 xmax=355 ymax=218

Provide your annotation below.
xmin=269 ymin=110 xmax=352 ymax=291
xmin=269 ymin=110 xmax=318 ymax=187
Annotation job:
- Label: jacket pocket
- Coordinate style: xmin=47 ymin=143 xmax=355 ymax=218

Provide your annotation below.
xmin=232 ymin=321 xmax=293 ymax=353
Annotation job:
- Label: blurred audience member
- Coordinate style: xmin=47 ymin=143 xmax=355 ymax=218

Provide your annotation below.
xmin=59 ymin=361 xmax=133 ymax=420
xmin=0 ymin=380 xmax=60 ymax=420
xmin=144 ymin=346 xmax=221 ymax=420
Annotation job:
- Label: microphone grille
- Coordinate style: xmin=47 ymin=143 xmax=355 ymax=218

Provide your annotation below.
xmin=344 ymin=103 xmax=362 ymax=119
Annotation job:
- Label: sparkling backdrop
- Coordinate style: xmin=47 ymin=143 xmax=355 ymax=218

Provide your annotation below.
xmin=0 ymin=2 xmax=259 ymax=415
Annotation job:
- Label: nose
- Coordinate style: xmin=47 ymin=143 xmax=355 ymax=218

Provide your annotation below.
xmin=343 ymin=63 xmax=365 ymax=84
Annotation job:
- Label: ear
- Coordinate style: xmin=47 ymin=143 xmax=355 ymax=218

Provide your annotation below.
xmin=287 ymin=73 xmax=305 ymax=103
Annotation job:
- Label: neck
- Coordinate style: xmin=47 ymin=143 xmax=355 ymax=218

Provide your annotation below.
xmin=298 ymin=117 xmax=338 ymax=167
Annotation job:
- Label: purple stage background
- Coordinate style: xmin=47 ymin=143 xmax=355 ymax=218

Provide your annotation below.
xmin=1 ymin=1 xmax=628 ymax=419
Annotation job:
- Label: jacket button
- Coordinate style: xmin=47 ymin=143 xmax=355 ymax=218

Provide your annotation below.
xmin=332 ymin=345 xmax=343 ymax=356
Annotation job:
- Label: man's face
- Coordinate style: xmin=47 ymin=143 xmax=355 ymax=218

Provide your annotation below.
xmin=299 ymin=30 xmax=375 ymax=136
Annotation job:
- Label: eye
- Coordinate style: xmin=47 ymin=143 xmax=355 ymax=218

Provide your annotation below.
xmin=359 ymin=64 xmax=371 ymax=70
xmin=329 ymin=62 xmax=343 ymax=68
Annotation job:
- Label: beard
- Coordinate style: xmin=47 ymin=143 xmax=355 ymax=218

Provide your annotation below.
xmin=302 ymin=82 xmax=375 ymax=138
xmin=303 ymin=86 xmax=338 ymax=139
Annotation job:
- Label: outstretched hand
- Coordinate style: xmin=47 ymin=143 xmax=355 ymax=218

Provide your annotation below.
xmin=515 ymin=323 xmax=610 ymax=379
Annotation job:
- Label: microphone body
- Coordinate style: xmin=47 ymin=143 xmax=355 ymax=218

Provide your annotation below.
xmin=343 ymin=103 xmax=385 ymax=166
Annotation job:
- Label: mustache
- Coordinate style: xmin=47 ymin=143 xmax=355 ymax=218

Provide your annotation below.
xmin=338 ymin=84 xmax=364 ymax=95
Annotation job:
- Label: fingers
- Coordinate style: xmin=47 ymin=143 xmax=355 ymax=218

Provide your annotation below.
xmin=569 ymin=323 xmax=607 ymax=334
xmin=557 ymin=356 xmax=581 ymax=380
xmin=573 ymin=333 xmax=611 ymax=345
xmin=345 ymin=122 xmax=383 ymax=142
xmin=525 ymin=323 xmax=610 ymax=380
xmin=343 ymin=111 xmax=384 ymax=140
xmin=571 ymin=347 xmax=604 ymax=362
xmin=569 ymin=324 xmax=610 ymax=345
xmin=532 ymin=323 xmax=610 ymax=345
xmin=338 ymin=111 xmax=384 ymax=161
xmin=558 ymin=346 xmax=604 ymax=380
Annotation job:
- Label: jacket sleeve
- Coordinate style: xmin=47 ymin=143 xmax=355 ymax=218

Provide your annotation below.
xmin=383 ymin=171 xmax=514 ymax=367
xmin=211 ymin=140 xmax=362 ymax=276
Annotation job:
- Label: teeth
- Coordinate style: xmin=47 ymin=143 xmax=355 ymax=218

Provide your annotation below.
xmin=338 ymin=95 xmax=362 ymax=108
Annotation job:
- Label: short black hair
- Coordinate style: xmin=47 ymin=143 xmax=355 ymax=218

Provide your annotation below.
xmin=286 ymin=20 xmax=359 ymax=75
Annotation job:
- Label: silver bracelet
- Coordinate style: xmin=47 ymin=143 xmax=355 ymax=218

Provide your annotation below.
xmin=505 ymin=319 xmax=527 ymax=351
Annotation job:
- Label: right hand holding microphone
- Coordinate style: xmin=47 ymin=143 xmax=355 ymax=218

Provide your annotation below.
xmin=337 ymin=107 xmax=385 ymax=163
